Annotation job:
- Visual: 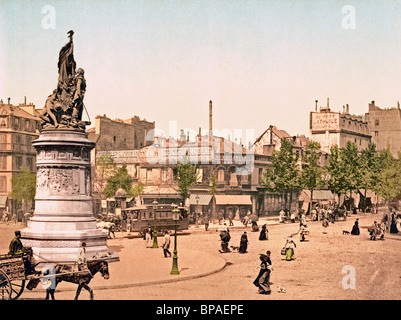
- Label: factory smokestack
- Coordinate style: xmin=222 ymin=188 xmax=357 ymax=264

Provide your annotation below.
xmin=209 ymin=100 xmax=213 ymax=136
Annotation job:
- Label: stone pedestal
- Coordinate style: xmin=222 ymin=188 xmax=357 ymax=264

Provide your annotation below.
xmin=21 ymin=130 xmax=118 ymax=265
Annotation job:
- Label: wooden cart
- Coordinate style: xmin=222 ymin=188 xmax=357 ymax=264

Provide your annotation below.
xmin=0 ymin=252 xmax=90 ymax=300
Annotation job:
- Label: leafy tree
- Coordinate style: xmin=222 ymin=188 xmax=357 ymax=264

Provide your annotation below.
xmin=260 ymin=137 xmax=301 ymax=210
xmin=93 ymin=153 xmax=117 ymax=198
xmin=174 ymin=152 xmax=198 ymax=201
xmin=339 ymin=141 xmax=362 ymax=196
xmin=325 ymin=145 xmax=349 ymax=198
xmin=103 ymin=165 xmax=133 ymax=198
xmin=300 ymin=141 xmax=325 ymax=212
xmin=131 ymin=181 xmax=145 ymax=197
xmin=10 ymin=168 xmax=36 ymax=207
xmin=375 ymin=149 xmax=401 ymax=201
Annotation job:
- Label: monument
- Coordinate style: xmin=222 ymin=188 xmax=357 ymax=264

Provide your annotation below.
xmin=21 ymin=31 xmax=118 ymax=265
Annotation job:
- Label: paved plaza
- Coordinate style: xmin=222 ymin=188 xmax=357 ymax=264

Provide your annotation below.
xmin=1 ymin=212 xmax=401 ymax=300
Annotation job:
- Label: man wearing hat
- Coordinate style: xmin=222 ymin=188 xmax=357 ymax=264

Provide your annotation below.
xmin=8 ymin=231 xmax=24 ymax=256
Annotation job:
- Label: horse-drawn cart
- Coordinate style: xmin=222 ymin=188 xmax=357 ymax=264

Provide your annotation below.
xmin=0 ymin=250 xmax=110 ymax=300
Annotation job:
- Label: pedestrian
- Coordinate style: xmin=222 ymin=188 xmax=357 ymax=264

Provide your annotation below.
xmin=283 ymin=235 xmax=296 ymax=261
xmin=204 ymin=213 xmax=210 ymax=231
xmin=162 ymin=230 xmax=172 ymax=258
xmin=253 ymin=252 xmax=272 ymax=295
xmin=251 ymin=220 xmax=259 ymax=232
xmin=228 ymin=210 xmax=234 ymax=227
xmin=218 ymin=210 xmax=224 ymax=225
xmin=242 ymin=214 xmax=250 ymax=227
xmin=369 ymin=221 xmax=378 ymax=240
xmin=279 ymin=209 xmax=286 ymax=223
xmin=8 ymin=230 xmax=24 ymax=256
xmin=219 ymin=229 xmax=231 ymax=253
xmin=290 ymin=212 xmax=295 ymax=223
xmin=145 ymin=228 xmax=152 ymax=248
xmin=390 ymin=213 xmax=399 ymax=234
xmin=378 ymin=220 xmax=386 ymax=240
xmin=238 ymin=232 xmax=248 ymax=253
xmin=259 ymin=224 xmax=268 ymax=240
xmin=351 ymin=219 xmax=360 ymax=235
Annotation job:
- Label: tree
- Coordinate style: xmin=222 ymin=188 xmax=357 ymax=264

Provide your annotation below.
xmin=300 ymin=141 xmax=325 ymax=213
xmin=131 ymin=181 xmax=145 ymax=197
xmin=174 ymin=152 xmax=198 ymax=201
xmin=375 ymin=149 xmax=401 ymax=202
xmin=325 ymin=145 xmax=348 ymax=199
xmin=10 ymin=168 xmax=36 ymax=211
xmin=339 ymin=141 xmax=362 ymax=198
xmin=93 ymin=153 xmax=117 ymax=198
xmin=260 ymin=137 xmax=301 ymax=211
xmin=103 ymin=165 xmax=133 ymax=198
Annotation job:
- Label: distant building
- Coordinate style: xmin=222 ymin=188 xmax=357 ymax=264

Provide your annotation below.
xmin=365 ymin=100 xmax=401 ymax=156
xmin=309 ymin=99 xmax=371 ymax=153
xmin=0 ymin=101 xmax=41 ymax=217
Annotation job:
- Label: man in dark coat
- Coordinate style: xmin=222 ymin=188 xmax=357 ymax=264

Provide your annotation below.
xmin=8 ymin=230 xmax=24 ymax=256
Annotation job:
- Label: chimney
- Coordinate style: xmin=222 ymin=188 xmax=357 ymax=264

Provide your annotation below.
xmin=209 ymin=100 xmax=213 ymax=136
xmin=346 ymin=104 xmax=349 ymax=114
xmin=315 ymin=100 xmax=318 ymax=112
xmin=327 ymin=97 xmax=329 ymax=109
xmin=24 ymin=96 xmax=27 ymax=105
xmin=7 ymin=97 xmax=10 ymax=105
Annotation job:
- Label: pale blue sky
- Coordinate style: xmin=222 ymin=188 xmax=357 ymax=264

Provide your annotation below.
xmin=1 ymin=0 xmax=401 ymax=142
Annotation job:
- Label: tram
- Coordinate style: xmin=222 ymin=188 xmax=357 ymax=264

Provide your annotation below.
xmin=123 ymin=204 xmax=189 ymax=235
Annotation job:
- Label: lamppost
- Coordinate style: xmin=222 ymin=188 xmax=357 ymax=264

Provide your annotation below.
xmin=151 ymin=200 xmax=159 ymax=248
xmin=170 ymin=206 xmax=180 ymax=275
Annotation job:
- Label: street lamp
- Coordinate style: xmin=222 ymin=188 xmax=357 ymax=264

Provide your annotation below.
xmin=170 ymin=206 xmax=180 ymax=275
xmin=151 ymin=200 xmax=159 ymax=248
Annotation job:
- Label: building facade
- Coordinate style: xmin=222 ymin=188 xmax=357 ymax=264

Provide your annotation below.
xmin=310 ymin=100 xmax=371 ymax=153
xmin=365 ymin=100 xmax=401 ymax=156
xmin=0 ymin=102 xmax=41 ymax=217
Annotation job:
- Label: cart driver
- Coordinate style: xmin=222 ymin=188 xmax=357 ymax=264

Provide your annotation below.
xmin=8 ymin=230 xmax=24 ymax=256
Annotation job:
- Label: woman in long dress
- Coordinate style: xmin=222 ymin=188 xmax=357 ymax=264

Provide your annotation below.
xmin=253 ymin=253 xmax=271 ymax=294
xmin=284 ymin=236 xmax=296 ymax=261
xmin=238 ymin=232 xmax=248 ymax=253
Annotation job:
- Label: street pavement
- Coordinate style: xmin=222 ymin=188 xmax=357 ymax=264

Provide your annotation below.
xmin=26 ymin=217 xmax=278 ymax=293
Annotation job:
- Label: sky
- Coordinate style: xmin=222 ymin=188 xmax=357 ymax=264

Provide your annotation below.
xmin=1 ymin=0 xmax=401 ymax=144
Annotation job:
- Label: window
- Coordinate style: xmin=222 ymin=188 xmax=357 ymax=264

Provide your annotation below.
xmin=375 ymin=119 xmax=379 ymax=126
xmin=16 ymin=156 xmax=22 ymax=169
xmin=217 ymin=168 xmax=225 ymax=183
xmin=0 ymin=156 xmax=6 ymax=170
xmin=0 ymin=176 xmax=6 ymax=192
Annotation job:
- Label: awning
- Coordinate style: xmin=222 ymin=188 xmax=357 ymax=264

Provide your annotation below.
xmin=215 ymin=195 xmax=252 ymax=205
xmin=311 ymin=190 xmax=335 ymax=200
xmin=0 ymin=195 xmax=8 ymax=208
xmin=189 ymin=194 xmax=212 ymax=206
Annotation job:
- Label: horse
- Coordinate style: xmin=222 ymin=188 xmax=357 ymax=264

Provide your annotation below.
xmin=27 ymin=260 xmax=109 ymax=300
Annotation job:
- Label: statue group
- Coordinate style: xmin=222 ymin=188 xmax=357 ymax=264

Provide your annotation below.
xmin=39 ymin=30 xmax=90 ymax=131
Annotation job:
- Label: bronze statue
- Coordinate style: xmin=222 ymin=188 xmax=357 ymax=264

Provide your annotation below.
xmin=40 ymin=31 xmax=90 ymax=131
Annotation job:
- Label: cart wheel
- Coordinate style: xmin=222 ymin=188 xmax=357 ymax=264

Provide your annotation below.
xmin=0 ymin=269 xmax=12 ymax=300
xmin=9 ymin=278 xmax=25 ymax=300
